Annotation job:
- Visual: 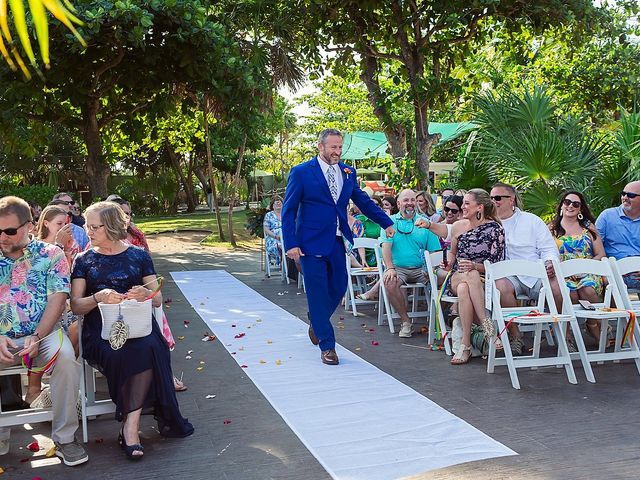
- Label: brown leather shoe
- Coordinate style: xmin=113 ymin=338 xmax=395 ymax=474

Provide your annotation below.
xmin=308 ymin=326 xmax=319 ymax=346
xmin=321 ymin=349 xmax=339 ymax=365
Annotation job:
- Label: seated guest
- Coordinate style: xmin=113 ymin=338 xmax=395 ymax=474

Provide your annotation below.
xmin=415 ymin=190 xmax=436 ymax=218
xmin=421 ymin=190 xmax=505 ymax=364
xmin=549 ymin=191 xmax=605 ymax=342
xmin=49 ymin=193 xmax=90 ymax=249
xmin=109 ymin=198 xmax=183 ymax=391
xmin=28 ymin=200 xmax=42 ymax=223
xmin=0 ymin=196 xmax=88 ymax=465
xmin=71 ymin=202 xmax=193 ymax=460
xmin=347 ymin=206 xmax=366 ymax=267
xmin=596 ymin=180 xmax=640 ymax=291
xmin=263 ymin=195 xmax=283 ymax=266
xmin=382 ymin=195 xmax=399 ymax=216
xmin=110 ymin=198 xmax=150 ymax=251
xmin=380 ymin=189 xmax=441 ymax=338
xmin=27 ymin=206 xmax=83 ymax=406
xmin=489 ymin=182 xmax=561 ymax=355
xmin=355 ymin=196 xmax=383 ymax=267
xmin=431 ymin=187 xmax=455 ymax=222
xmin=70 ymin=204 xmax=85 ymax=228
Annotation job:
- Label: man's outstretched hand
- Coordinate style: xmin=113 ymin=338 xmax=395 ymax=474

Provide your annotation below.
xmin=286 ymin=247 xmax=304 ymax=262
xmin=384 ymin=225 xmax=395 ymax=238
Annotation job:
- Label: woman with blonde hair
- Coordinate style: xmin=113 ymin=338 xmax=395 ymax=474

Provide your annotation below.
xmin=415 ymin=190 xmax=436 ymax=218
xmin=437 ymin=189 xmax=505 ymax=364
xmin=71 ymin=202 xmax=193 ymax=459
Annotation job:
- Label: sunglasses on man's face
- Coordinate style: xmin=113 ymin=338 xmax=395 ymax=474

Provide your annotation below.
xmin=622 ymin=191 xmax=640 ymax=199
xmin=562 ymin=199 xmax=582 ymax=208
xmin=490 ymin=195 xmax=511 ymax=202
xmin=443 ymin=206 xmax=460 ymax=215
xmin=0 ymin=220 xmax=30 ymax=236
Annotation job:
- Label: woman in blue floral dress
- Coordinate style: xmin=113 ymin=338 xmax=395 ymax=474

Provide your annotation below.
xmin=263 ymin=195 xmax=283 ymax=266
xmin=549 ymin=191 xmax=605 ymax=341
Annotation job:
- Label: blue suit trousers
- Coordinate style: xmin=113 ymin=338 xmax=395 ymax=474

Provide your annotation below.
xmin=300 ymin=236 xmax=347 ymax=351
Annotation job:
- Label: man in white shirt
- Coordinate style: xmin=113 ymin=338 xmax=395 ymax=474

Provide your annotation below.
xmin=489 ymin=183 xmax=561 ymax=354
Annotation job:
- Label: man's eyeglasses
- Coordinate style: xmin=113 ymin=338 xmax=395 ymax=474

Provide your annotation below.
xmin=562 ymin=199 xmax=582 ymax=208
xmin=85 ymin=224 xmax=104 ymax=232
xmin=63 ymin=200 xmax=75 ymax=205
xmin=490 ymin=195 xmax=511 ymax=202
xmin=0 ymin=220 xmax=30 ymax=236
xmin=396 ymin=219 xmax=415 ymax=235
xmin=622 ymin=191 xmax=639 ymax=199
xmin=443 ymin=206 xmax=460 ymax=215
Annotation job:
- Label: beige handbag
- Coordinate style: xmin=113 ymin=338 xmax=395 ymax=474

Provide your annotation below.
xmin=99 ymin=299 xmax=153 ymax=350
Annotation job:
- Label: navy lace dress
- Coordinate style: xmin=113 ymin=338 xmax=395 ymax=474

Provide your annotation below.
xmin=72 ymin=246 xmax=193 ymax=438
xmin=452 ymin=221 xmax=505 ymax=273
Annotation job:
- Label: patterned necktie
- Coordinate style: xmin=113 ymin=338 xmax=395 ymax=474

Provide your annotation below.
xmin=327 ymin=165 xmax=338 ymax=203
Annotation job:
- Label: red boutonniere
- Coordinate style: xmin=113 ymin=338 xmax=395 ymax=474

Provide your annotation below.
xmin=343 ymin=167 xmax=352 ymax=179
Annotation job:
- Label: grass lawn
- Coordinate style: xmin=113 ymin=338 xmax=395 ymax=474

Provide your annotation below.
xmin=135 ymin=211 xmax=260 ymax=249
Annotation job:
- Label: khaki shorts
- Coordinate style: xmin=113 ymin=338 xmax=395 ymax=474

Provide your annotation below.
xmin=506 ymin=276 xmax=542 ymax=300
xmin=395 ymin=267 xmax=427 ymax=285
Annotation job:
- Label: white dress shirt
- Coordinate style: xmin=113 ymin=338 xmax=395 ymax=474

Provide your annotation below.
xmin=501 ymin=208 xmax=559 ymax=287
xmin=318 ymin=157 xmax=343 ymax=236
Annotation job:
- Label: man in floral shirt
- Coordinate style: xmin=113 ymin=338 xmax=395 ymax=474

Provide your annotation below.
xmin=0 ymin=196 xmax=88 ymax=466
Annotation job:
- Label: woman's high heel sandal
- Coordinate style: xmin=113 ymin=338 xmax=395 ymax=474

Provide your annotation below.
xmin=451 ymin=344 xmax=472 ymax=365
xmin=119 ymin=427 xmax=144 ymax=460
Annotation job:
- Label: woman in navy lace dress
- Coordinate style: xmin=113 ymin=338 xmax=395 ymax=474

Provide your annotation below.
xmin=71 ymin=202 xmax=193 ymax=459
xmin=447 ymin=189 xmax=505 ymax=365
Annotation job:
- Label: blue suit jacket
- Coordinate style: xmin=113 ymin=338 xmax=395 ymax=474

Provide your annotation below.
xmin=282 ymin=157 xmax=393 ymax=257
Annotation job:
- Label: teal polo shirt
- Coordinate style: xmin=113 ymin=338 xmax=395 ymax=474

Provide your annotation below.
xmin=380 ymin=213 xmax=441 ymax=268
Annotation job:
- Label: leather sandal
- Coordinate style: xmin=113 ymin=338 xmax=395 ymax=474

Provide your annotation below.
xmin=451 ymin=344 xmax=472 ymax=365
xmin=119 ymin=427 xmax=144 ymax=460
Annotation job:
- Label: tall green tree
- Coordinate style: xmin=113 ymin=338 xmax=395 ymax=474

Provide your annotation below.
xmin=0 ymin=0 xmax=265 ymax=198
xmin=300 ymin=0 xmax=596 ymax=188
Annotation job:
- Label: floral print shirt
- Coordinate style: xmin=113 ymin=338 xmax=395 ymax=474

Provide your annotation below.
xmin=0 ymin=238 xmax=70 ymax=338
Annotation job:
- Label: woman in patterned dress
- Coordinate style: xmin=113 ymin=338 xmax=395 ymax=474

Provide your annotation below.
xmin=445 ymin=189 xmax=505 ymax=365
xmin=548 ymin=191 xmax=605 ymax=341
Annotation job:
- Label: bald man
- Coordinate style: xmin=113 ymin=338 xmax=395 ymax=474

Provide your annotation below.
xmin=380 ymin=189 xmax=441 ymax=338
xmin=596 ymin=180 xmax=640 ymax=290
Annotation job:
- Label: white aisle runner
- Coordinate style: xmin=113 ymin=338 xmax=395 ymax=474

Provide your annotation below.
xmin=171 ymin=270 xmax=515 ymax=480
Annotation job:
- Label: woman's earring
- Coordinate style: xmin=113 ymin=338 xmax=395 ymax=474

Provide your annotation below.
xmin=512 ymin=205 xmax=515 ymax=212
xmin=578 ymin=213 xmax=584 ymax=220
xmin=560 ymin=210 xmax=563 ymax=217
xmin=475 ymin=211 xmax=482 ymax=221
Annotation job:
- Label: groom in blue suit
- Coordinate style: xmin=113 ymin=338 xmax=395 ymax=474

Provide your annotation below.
xmin=282 ymin=129 xmax=394 ymax=365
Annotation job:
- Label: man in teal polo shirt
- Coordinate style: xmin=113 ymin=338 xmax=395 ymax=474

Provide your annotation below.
xmin=381 ymin=189 xmax=441 ymax=338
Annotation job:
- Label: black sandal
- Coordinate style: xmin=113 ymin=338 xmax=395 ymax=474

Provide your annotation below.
xmin=119 ymin=427 xmax=144 ymax=460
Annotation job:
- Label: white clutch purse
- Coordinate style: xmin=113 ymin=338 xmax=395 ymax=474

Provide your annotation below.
xmin=99 ymin=299 xmax=153 ymax=349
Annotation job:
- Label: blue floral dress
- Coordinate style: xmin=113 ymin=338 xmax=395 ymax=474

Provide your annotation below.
xmin=264 ymin=210 xmax=282 ymax=265
xmin=72 ymin=246 xmax=193 ymax=437
xmin=555 ymin=229 xmax=604 ymax=294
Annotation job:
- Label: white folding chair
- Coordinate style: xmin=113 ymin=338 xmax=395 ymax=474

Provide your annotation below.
xmin=424 ymin=250 xmax=454 ymax=355
xmin=264 ymin=236 xmax=288 ymax=284
xmin=378 ymin=246 xmax=430 ymax=334
xmin=485 ymin=259 xmax=581 ymax=390
xmin=553 ymin=257 xmax=640 ymax=380
xmin=609 ymin=256 xmax=640 ymax=310
xmin=0 ymin=367 xmax=54 ymax=431
xmin=344 ymin=238 xmax=384 ymax=316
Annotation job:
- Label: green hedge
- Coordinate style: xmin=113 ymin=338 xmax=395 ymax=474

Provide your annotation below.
xmin=0 ymin=184 xmax=58 ymax=208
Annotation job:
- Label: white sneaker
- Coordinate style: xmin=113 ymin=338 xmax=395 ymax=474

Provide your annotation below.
xmin=0 ymin=439 xmax=9 ymax=455
xmin=398 ymin=323 xmax=414 ymax=338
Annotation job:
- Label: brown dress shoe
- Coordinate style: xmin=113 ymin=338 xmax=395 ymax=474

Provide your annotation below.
xmin=321 ymin=349 xmax=339 ymax=365
xmin=308 ymin=326 xmax=319 ymax=346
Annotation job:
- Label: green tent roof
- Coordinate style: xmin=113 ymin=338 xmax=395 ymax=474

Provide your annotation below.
xmin=342 ymin=122 xmax=477 ymax=160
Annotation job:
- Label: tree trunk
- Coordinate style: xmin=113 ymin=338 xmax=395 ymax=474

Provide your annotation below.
xmin=82 ymin=102 xmax=110 ymax=199
xmin=203 ymin=98 xmax=225 ymax=241
xmin=227 ymin=135 xmax=247 ymax=248
xmin=166 ymin=141 xmax=197 ymax=212
xmin=413 ymin=95 xmax=440 ymax=190
xmin=359 ymin=50 xmax=407 ymax=163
